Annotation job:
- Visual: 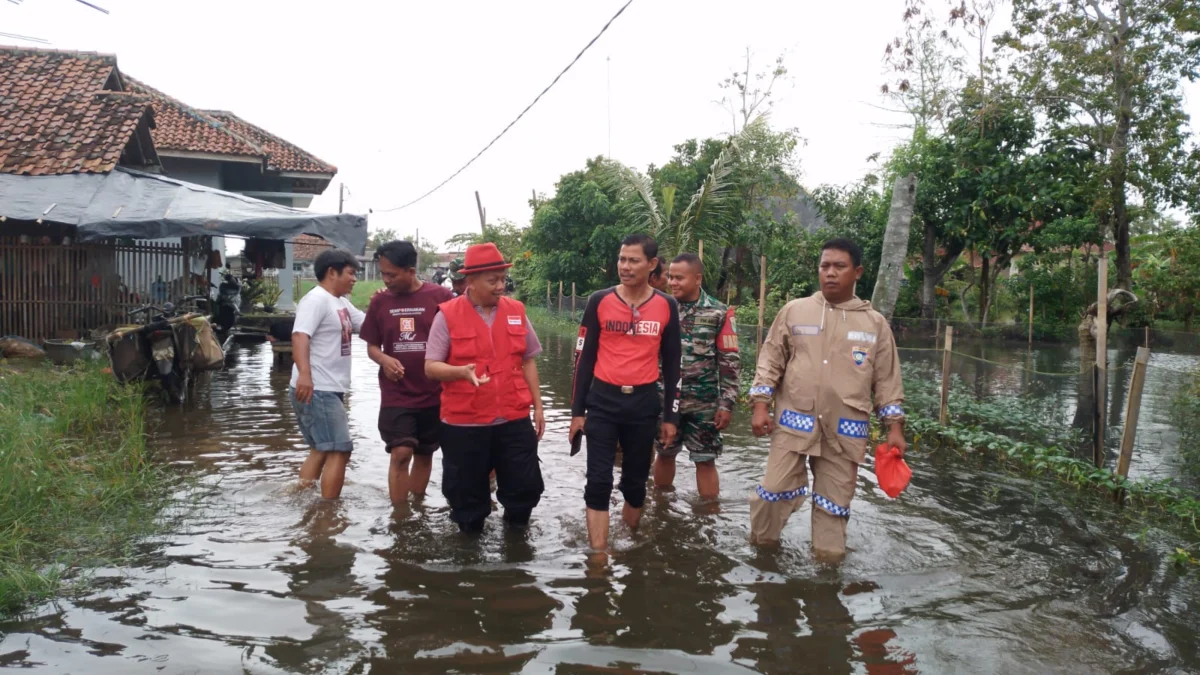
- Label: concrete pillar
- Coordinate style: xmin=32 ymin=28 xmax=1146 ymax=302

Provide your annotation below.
xmin=278 ymin=239 xmax=296 ymax=310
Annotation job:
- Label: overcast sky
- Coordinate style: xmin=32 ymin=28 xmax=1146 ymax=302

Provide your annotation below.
xmin=5 ymin=0 xmax=1197 ymax=249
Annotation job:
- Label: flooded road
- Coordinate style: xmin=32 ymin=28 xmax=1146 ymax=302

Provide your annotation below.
xmin=2 ymin=331 xmax=1199 ymax=673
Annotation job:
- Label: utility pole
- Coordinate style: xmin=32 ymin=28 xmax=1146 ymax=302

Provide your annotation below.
xmin=475 ymin=191 xmax=487 ymax=234
xmin=338 ymin=183 xmax=344 ymax=213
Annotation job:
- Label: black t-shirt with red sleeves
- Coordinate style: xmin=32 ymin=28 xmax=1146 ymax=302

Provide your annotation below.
xmin=571 ymin=287 xmax=682 ymax=424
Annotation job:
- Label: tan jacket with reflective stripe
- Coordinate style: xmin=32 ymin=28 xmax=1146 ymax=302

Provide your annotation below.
xmin=749 ymin=292 xmax=904 ymax=462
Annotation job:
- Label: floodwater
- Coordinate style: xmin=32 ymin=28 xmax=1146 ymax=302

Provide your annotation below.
xmin=2 ymin=331 xmax=1199 ymax=673
xmin=896 ymin=336 xmax=1200 ymax=487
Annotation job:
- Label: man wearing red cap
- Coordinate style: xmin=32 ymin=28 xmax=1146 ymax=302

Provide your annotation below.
xmin=425 ymin=243 xmax=546 ymax=533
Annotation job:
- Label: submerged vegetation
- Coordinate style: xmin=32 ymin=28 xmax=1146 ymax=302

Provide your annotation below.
xmin=0 ymin=363 xmax=171 ymax=618
xmin=903 ymin=365 xmax=1200 ymax=553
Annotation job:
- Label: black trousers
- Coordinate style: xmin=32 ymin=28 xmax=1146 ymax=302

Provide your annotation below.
xmin=583 ymin=381 xmax=660 ymax=511
xmin=441 ymin=417 xmax=543 ymax=527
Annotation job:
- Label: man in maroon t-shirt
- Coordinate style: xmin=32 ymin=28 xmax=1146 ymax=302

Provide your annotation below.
xmin=360 ymin=240 xmax=454 ymax=508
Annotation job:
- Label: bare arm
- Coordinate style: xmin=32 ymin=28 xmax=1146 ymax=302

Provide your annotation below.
xmin=292 ymin=332 xmax=313 ymax=404
xmin=425 ymin=359 xmax=487 ymax=385
xmin=522 ymin=358 xmax=545 ymax=440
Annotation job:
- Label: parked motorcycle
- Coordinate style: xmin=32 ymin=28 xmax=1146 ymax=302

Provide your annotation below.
xmin=211 ymin=271 xmax=242 ymax=349
xmin=104 ymin=297 xmax=224 ymax=404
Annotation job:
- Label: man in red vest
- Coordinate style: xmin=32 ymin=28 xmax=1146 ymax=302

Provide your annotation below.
xmin=425 ymin=243 xmax=546 ymax=533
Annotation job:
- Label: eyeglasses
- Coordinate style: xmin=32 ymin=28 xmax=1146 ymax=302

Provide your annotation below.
xmin=627 ymin=304 xmax=640 ymax=335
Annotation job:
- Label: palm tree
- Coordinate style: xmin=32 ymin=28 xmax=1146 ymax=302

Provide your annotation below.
xmin=600 ymin=117 xmax=767 ymax=261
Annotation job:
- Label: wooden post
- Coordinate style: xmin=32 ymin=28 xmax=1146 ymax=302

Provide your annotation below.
xmin=1144 ymin=325 xmax=1150 ymax=348
xmin=1115 ymin=347 xmax=1151 ymax=500
xmin=757 ymin=255 xmax=767 ymax=346
xmin=935 ymin=318 xmax=941 ymax=349
xmin=1028 ymin=284 xmax=1034 ymax=346
xmin=558 ymin=280 xmax=563 ymax=313
xmin=571 ymin=282 xmax=577 ymax=316
xmin=475 ymin=191 xmax=487 ymax=234
xmin=698 ymin=239 xmax=704 ymax=262
xmin=547 ymin=280 xmax=552 ymax=309
xmin=939 ymin=326 xmax=953 ymax=426
xmin=1094 ymin=257 xmax=1108 ymax=468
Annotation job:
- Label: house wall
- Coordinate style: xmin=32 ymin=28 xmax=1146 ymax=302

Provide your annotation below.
xmin=159 ymin=156 xmax=223 ymax=189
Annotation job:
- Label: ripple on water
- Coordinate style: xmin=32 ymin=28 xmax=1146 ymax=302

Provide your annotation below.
xmin=0 ymin=337 xmax=1197 ymax=673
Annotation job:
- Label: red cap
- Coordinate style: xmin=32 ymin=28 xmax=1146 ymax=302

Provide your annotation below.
xmin=459 ymin=242 xmax=512 ymax=275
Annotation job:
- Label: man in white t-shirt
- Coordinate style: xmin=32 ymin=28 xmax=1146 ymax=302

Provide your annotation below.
xmin=291 ymin=248 xmax=366 ymax=499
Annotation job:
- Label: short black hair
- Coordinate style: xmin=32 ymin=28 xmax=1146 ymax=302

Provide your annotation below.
xmin=314 ymin=248 xmax=360 ymax=281
xmin=821 ymin=238 xmax=863 ymax=267
xmin=672 ymin=252 xmax=702 ymax=273
xmin=375 ymin=240 xmax=417 ymax=269
xmin=650 ymin=260 xmax=664 ymax=279
xmin=621 ymin=233 xmax=659 ymax=261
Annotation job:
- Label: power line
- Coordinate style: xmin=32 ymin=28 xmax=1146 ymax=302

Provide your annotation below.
xmin=375 ymin=0 xmax=634 ymax=213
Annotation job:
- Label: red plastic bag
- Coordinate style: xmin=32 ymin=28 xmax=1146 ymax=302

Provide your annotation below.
xmin=874 ymin=443 xmax=912 ymax=498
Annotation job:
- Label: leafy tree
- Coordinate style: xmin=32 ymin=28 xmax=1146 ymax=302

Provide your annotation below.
xmin=525 ymin=158 xmax=631 ymax=293
xmin=368 ymin=227 xmax=400 ymax=251
xmin=999 ymin=0 xmax=1200 ymax=292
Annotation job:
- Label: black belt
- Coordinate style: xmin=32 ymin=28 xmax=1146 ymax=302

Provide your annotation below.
xmin=593 ymin=379 xmax=657 ymax=396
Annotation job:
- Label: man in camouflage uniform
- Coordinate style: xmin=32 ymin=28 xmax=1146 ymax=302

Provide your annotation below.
xmin=653 ymin=252 xmax=740 ymax=500
xmin=448 ymin=257 xmax=467 ymax=297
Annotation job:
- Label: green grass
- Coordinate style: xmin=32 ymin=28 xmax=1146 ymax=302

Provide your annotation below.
xmin=0 ymin=362 xmax=170 ymax=617
xmin=297 ymin=279 xmax=385 ymax=311
xmin=525 ymin=306 xmax=580 ymax=336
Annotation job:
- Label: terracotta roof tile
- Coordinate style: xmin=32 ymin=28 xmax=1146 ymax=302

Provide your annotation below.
xmin=0 ymin=47 xmax=154 ymax=175
xmin=205 ymin=111 xmax=336 ymax=174
xmin=293 ymin=234 xmax=334 ymax=261
xmin=124 ymin=76 xmax=263 ymax=160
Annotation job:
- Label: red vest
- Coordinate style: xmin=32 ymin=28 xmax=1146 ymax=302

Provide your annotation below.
xmin=439 ymin=295 xmax=533 ymax=425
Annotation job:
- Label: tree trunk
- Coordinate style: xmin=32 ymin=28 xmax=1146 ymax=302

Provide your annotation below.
xmin=1111 ymin=107 xmax=1133 ymax=292
xmin=871 ymin=174 xmax=918 ymax=319
xmin=978 ymin=255 xmax=990 ymax=328
xmin=920 ymin=222 xmax=938 ymax=320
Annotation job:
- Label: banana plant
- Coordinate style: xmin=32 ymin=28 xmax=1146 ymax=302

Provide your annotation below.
xmin=600 ymin=116 xmax=767 ymax=259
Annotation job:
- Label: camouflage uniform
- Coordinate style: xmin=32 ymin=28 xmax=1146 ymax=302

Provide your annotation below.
xmin=655 ymin=289 xmax=740 ymax=463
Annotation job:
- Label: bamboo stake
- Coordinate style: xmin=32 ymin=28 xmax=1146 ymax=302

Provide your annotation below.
xmin=698 ymin=239 xmax=704 ymax=262
xmin=558 ymin=280 xmax=563 ymax=314
xmin=1095 ymin=257 xmax=1108 ymax=468
xmin=1115 ymin=347 xmax=1151 ymax=500
xmin=939 ymin=326 xmax=953 ymax=426
xmin=571 ymin=282 xmax=577 ymax=316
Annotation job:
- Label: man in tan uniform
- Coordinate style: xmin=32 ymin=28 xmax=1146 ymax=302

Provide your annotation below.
xmin=749 ymin=238 xmax=906 ymax=558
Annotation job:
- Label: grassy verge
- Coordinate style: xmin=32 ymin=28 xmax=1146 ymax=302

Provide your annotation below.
xmin=901 ymin=366 xmax=1200 ymax=564
xmin=526 ymin=306 xmax=580 ymax=336
xmin=0 ymin=362 xmax=170 ymax=618
xmin=297 ymin=279 xmax=385 ymax=311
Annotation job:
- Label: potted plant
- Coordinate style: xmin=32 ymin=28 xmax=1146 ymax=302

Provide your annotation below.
xmin=260 ymin=281 xmax=283 ymax=313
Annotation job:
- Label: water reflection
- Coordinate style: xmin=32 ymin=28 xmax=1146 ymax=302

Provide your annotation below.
xmin=0 ymin=335 xmax=1196 ymax=673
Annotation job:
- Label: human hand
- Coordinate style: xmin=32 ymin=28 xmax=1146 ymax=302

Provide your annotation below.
xmin=295 ymin=374 xmax=314 ymax=404
xmin=751 ymin=403 xmax=773 ymax=437
xmin=460 ymin=363 xmax=490 ymax=386
xmin=533 ymin=407 xmax=545 ymax=440
xmin=714 ymin=408 xmax=732 ymax=432
xmin=887 ymin=424 xmax=907 ymax=456
xmin=382 ymin=355 xmax=405 ymax=382
xmin=660 ymin=422 xmax=678 ymax=448
xmin=569 ymin=416 xmax=585 ymax=442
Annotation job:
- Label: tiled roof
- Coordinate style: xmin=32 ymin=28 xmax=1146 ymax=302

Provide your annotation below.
xmin=293 ymin=234 xmax=333 ymax=261
xmin=124 ymin=77 xmax=262 ymax=159
xmin=0 ymin=47 xmax=155 ymax=175
xmin=205 ymin=111 xmax=336 ymax=174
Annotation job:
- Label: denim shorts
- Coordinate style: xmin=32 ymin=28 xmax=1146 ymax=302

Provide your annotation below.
xmin=290 ymin=388 xmax=354 ymax=453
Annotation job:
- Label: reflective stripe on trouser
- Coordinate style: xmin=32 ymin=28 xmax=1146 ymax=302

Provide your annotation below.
xmin=749 ymin=436 xmax=858 ymax=554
